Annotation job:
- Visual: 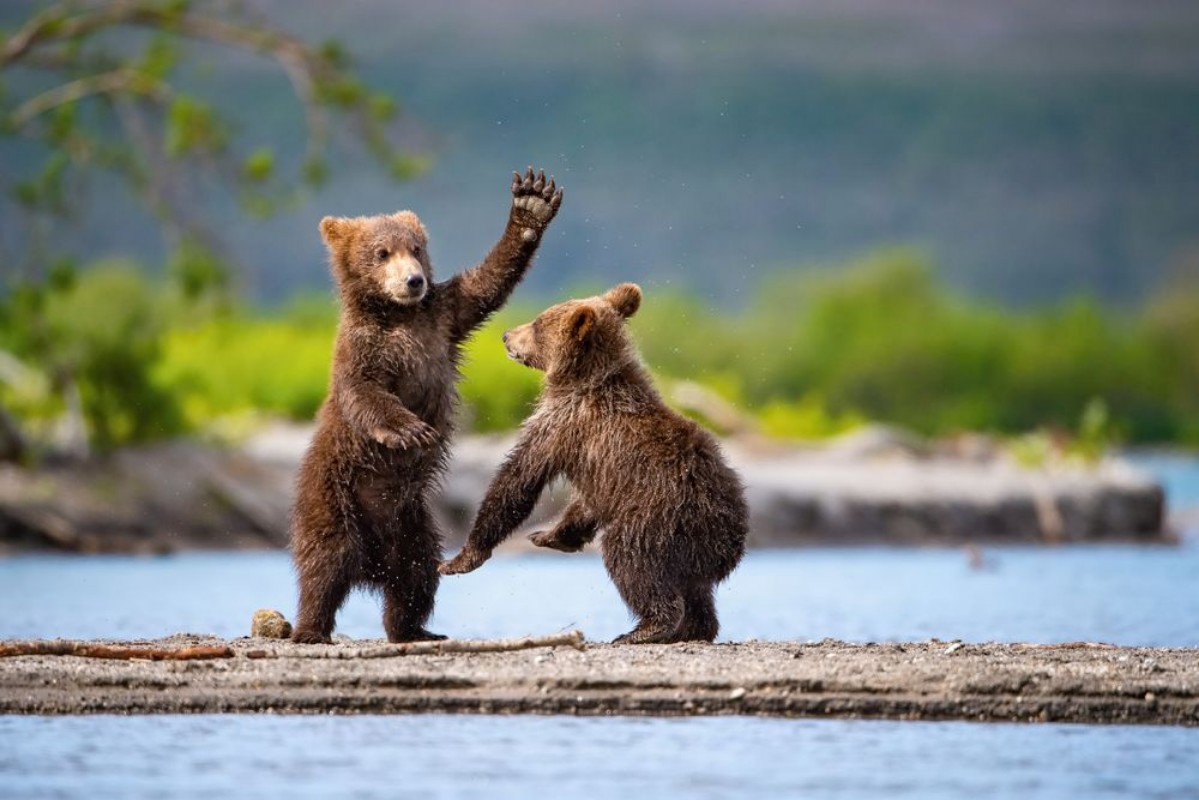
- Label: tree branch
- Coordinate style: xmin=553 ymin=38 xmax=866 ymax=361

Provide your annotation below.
xmin=249 ymin=630 xmax=589 ymax=659
xmin=10 ymin=68 xmax=168 ymax=127
xmin=0 ymin=641 xmax=234 ymax=660
xmin=3 ymin=2 xmax=336 ymax=162
xmin=1 ymin=1 xmax=162 ymax=66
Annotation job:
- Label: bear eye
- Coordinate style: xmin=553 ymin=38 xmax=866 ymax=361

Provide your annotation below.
xmin=375 ymin=247 xmax=390 ymax=261
xmin=411 ymin=243 xmax=423 ymax=257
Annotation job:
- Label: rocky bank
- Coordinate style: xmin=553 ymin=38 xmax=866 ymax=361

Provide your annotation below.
xmin=0 ymin=423 xmax=1168 ymax=554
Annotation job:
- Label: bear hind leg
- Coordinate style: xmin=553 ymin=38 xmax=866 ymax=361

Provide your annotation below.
xmin=676 ymin=583 xmax=720 ymax=643
xmin=607 ymin=564 xmax=685 ymax=644
xmin=293 ymin=538 xmax=355 ymax=644
xmin=382 ymin=505 xmax=447 ymax=643
xmin=382 ymin=568 xmax=446 ymax=643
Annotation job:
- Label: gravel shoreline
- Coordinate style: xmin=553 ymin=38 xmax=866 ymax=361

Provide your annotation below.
xmin=2 ymin=635 xmax=1195 ymax=725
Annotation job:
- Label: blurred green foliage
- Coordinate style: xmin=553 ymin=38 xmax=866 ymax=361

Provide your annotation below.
xmin=0 ymin=261 xmax=183 ymax=449
xmin=458 ymin=310 xmax=543 ymax=433
xmin=1 ymin=249 xmax=1197 ymax=452
xmin=154 ymin=301 xmax=335 ymax=430
xmin=633 ymin=249 xmax=1198 ymax=445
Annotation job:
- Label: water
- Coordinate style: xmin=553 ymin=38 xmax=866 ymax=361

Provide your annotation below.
xmin=2 ymin=715 xmax=1197 ymax=800
xmin=1 ymin=546 xmax=1198 ymax=646
xmin=2 ymin=547 xmax=1198 ymax=799
xmin=1131 ymin=450 xmax=1199 ymax=528
xmin=2 ymin=454 xmax=1198 ymax=799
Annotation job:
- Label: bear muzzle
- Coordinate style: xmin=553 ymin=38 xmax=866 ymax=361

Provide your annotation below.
xmin=502 ymin=325 xmax=539 ymax=368
xmin=381 ymin=255 xmax=428 ymax=305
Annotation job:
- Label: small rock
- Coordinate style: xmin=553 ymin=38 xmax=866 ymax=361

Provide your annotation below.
xmin=729 ymin=687 xmax=747 ymax=700
xmin=251 ymin=609 xmax=292 ymax=639
xmin=944 ymin=642 xmax=964 ymax=654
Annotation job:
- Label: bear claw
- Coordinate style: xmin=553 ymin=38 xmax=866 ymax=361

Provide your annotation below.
xmin=612 ymin=624 xmax=680 ymax=645
xmin=373 ymin=421 xmax=439 ymax=450
xmin=528 ymin=529 xmax=584 ymax=553
xmin=438 ymin=547 xmax=490 ymax=575
xmin=511 ymin=165 xmax=562 ymax=227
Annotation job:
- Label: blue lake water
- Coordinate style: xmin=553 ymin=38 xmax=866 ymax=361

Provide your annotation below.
xmin=1 ymin=546 xmax=1198 ymax=646
xmin=2 ymin=714 xmax=1198 ymax=800
xmin=2 ymin=453 xmax=1198 ymax=799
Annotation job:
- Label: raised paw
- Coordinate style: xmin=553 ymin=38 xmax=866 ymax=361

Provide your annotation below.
xmin=528 ymin=529 xmax=585 ymax=553
xmin=372 ymin=420 xmax=439 ymax=451
xmin=438 ymin=546 xmax=491 ymax=576
xmin=510 ymin=166 xmax=563 ymax=233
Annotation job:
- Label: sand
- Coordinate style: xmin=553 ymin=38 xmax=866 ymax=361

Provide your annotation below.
xmin=1 ymin=634 xmax=1195 ymax=725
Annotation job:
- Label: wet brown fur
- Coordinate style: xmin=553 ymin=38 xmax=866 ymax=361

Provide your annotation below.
xmin=291 ymin=169 xmax=563 ymax=644
xmin=440 ymin=284 xmax=748 ymax=644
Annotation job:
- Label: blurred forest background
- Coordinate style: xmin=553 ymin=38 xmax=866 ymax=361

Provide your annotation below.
xmin=1 ymin=0 xmax=1198 ymax=457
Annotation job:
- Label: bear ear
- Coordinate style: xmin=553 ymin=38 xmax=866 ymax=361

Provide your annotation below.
xmin=569 ymin=306 xmax=597 ymax=343
xmin=603 ymin=283 xmax=642 ymax=319
xmin=319 ymin=216 xmax=353 ymax=249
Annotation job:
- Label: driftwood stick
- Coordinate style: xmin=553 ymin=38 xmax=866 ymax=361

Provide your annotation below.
xmin=0 ymin=641 xmax=234 ymax=660
xmin=266 ymin=630 xmax=588 ymax=660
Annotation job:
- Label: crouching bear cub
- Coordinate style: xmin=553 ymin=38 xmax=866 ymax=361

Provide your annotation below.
xmin=440 ymin=284 xmax=748 ymax=643
xmin=291 ymin=168 xmax=563 ymax=644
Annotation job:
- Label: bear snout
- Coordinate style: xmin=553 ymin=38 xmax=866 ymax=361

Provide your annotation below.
xmin=502 ymin=324 xmax=540 ymax=368
xmin=381 ymin=255 xmax=428 ymax=304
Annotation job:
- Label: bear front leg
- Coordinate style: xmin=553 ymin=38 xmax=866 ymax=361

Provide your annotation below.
xmin=445 ymin=167 xmax=563 ymax=341
xmin=528 ymin=497 xmax=599 ymax=553
xmin=440 ymin=435 xmax=555 ymax=575
xmin=338 ymin=378 xmax=438 ymax=450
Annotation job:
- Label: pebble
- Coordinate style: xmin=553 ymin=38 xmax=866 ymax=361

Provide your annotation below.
xmin=251 ymin=609 xmax=293 ymax=639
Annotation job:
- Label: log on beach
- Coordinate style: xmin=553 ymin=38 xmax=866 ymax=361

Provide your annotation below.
xmin=1 ymin=634 xmax=1195 ymax=726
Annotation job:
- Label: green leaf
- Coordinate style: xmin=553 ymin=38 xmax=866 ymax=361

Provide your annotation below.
xmin=239 ymin=192 xmax=276 ymax=220
xmin=319 ymin=39 xmax=349 ymax=68
xmin=46 ymin=102 xmax=76 ymax=144
xmin=168 ymin=239 xmax=229 ymax=300
xmin=140 ymin=36 xmax=179 ymax=80
xmin=388 ymin=153 xmax=429 ymax=181
xmin=316 ymin=77 xmax=364 ymax=108
xmin=164 ymin=95 xmax=226 ymax=157
xmin=368 ymin=93 xmax=397 ymax=121
xmin=302 ymin=156 xmax=327 ymax=187
xmin=242 ymin=147 xmax=275 ymax=182
xmin=13 ymin=180 xmax=38 ymax=208
xmin=164 ymin=0 xmax=192 ymax=16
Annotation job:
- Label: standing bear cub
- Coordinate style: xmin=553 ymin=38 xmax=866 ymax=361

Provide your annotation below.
xmin=291 ymin=168 xmax=563 ymax=644
xmin=440 ymin=284 xmax=749 ymax=643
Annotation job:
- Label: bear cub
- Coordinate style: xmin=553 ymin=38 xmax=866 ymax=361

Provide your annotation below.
xmin=440 ymin=283 xmax=748 ymax=644
xmin=291 ymin=168 xmax=563 ymax=644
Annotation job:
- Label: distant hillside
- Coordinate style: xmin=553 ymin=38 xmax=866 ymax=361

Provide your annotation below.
xmin=3 ymin=0 xmax=1198 ymax=306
